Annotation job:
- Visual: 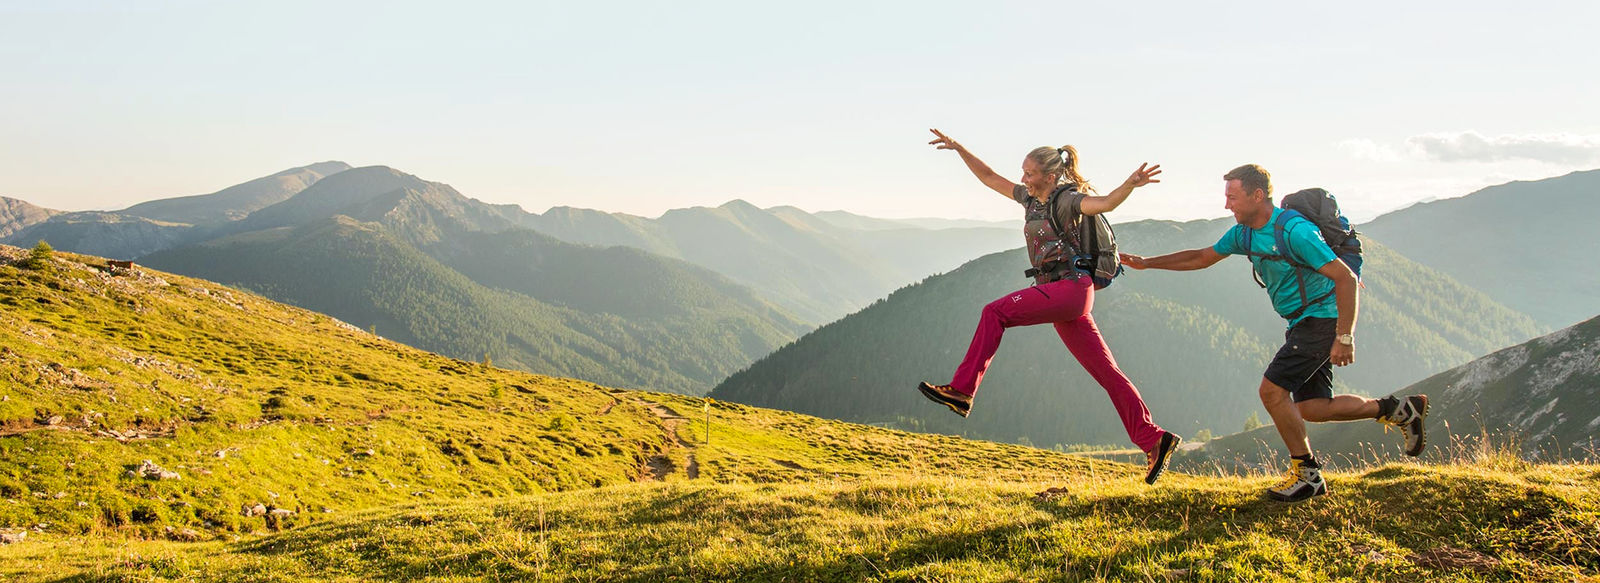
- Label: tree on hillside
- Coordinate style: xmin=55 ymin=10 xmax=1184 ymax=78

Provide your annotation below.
xmin=1243 ymin=411 xmax=1263 ymax=432
xmin=24 ymin=241 xmax=53 ymax=271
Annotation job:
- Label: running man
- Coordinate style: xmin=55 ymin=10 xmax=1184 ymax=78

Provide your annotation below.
xmin=1118 ymin=164 xmax=1428 ymax=502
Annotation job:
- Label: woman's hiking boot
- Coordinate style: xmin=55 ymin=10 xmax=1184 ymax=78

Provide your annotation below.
xmin=1378 ymin=394 xmax=1429 ymax=456
xmin=917 ymin=382 xmax=971 ymax=417
xmin=1144 ymin=431 xmax=1182 ymax=485
xmin=1265 ymin=457 xmax=1327 ymax=502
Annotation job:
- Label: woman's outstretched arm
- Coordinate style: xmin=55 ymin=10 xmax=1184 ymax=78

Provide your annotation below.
xmin=929 ymin=128 xmax=1017 ymax=199
xmin=1079 ymin=163 xmax=1162 ymax=216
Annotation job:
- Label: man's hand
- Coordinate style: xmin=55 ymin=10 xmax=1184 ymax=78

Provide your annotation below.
xmin=1118 ymin=252 xmax=1148 ymax=270
xmin=1330 ymin=342 xmax=1354 ymax=367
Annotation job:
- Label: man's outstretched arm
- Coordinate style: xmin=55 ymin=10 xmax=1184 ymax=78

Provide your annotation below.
xmin=1120 ymin=247 xmax=1227 ymax=271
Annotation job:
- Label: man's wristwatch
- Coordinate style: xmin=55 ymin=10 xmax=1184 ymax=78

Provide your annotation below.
xmin=1336 ymin=333 xmax=1355 ymax=346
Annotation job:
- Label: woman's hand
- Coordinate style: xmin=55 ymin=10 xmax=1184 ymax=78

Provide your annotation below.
xmin=929 ymin=128 xmax=1016 ymax=198
xmin=1122 ymin=163 xmax=1163 ymax=188
xmin=928 ymin=128 xmax=962 ymax=152
xmin=1082 ymin=162 xmax=1162 ymax=216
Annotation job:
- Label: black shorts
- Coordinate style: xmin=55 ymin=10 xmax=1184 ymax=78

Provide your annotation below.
xmin=1264 ymin=317 xmax=1335 ymax=403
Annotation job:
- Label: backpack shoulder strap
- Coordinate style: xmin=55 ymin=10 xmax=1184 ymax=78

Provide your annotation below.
xmin=1272 ymin=209 xmax=1311 ymax=268
xmin=1271 ymin=209 xmax=1339 ymax=320
xmin=1045 ymin=186 xmax=1085 ymax=239
xmin=1238 ymin=225 xmax=1267 ymax=288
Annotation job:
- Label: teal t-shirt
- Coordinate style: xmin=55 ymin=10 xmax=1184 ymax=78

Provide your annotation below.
xmin=1212 ymin=208 xmax=1340 ymax=327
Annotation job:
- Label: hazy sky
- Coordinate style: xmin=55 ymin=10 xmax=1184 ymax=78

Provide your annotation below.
xmin=3 ymin=1 xmax=1596 ymax=223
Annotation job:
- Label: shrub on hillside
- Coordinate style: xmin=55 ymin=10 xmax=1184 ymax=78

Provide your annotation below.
xmin=24 ymin=241 xmax=53 ymax=270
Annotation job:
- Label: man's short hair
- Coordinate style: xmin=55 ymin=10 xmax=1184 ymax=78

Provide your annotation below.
xmin=1223 ymin=164 xmax=1272 ymax=199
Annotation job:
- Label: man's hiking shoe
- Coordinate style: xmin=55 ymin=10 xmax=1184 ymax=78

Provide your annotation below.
xmin=1265 ymin=458 xmax=1327 ymax=503
xmin=1144 ymin=431 xmax=1181 ymax=485
xmin=917 ymin=382 xmax=971 ymax=418
xmin=1379 ymin=394 xmax=1429 ymax=457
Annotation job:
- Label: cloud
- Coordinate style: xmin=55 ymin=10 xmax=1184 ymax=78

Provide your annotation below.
xmin=1405 ymin=131 xmax=1600 ymax=164
xmin=1338 ymin=131 xmax=1600 ymax=165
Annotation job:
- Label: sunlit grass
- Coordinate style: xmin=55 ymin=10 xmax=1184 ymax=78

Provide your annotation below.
xmin=5 ymin=462 xmax=1598 ymax=582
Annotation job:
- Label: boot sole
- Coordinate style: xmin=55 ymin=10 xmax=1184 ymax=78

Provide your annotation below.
xmin=1144 ymin=432 xmax=1181 ymax=485
xmin=1266 ymin=486 xmax=1328 ymax=503
xmin=917 ymin=384 xmax=970 ymax=418
xmin=1405 ymin=395 xmax=1430 ymax=457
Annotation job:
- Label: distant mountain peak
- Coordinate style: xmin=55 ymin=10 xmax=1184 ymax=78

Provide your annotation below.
xmin=118 ymin=161 xmax=355 ymax=226
xmin=288 ymin=165 xmax=438 ymax=202
xmin=718 ymin=199 xmax=762 ymax=212
xmin=0 ymin=196 xmax=59 ymax=214
xmin=286 ymin=160 xmax=352 ymax=175
xmin=0 ymin=196 xmax=64 ymax=239
xmin=332 ymin=165 xmax=415 ymax=182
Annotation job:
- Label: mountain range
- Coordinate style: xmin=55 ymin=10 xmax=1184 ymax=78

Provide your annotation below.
xmin=130 ymin=166 xmax=809 ymax=394
xmin=7 ymin=163 xmax=1019 ymax=326
xmin=1360 ymin=168 xmax=1600 ymax=330
xmin=520 ymin=201 xmax=1019 ymax=323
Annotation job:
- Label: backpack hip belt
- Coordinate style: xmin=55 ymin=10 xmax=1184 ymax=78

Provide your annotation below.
xmin=1023 ymin=260 xmax=1085 ymax=282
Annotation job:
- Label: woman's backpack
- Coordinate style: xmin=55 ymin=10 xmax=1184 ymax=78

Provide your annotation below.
xmin=1046 ymin=185 xmax=1122 ymax=289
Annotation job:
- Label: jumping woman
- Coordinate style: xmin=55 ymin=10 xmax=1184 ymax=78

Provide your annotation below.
xmin=919 ymin=128 xmax=1181 ymax=484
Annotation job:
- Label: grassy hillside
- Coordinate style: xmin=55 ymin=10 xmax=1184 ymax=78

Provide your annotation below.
xmin=1 ymin=245 xmax=1597 ymax=582
xmin=4 ymin=462 xmax=1597 ymax=581
xmin=0 ymin=243 xmax=1114 ymax=536
xmin=0 ymin=242 xmax=667 ymax=534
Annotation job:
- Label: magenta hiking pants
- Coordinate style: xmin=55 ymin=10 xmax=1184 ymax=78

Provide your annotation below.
xmin=948 ymin=276 xmax=1165 ymax=453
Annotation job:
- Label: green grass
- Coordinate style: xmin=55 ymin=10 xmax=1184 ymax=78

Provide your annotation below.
xmin=0 ymin=247 xmax=668 ymax=537
xmin=2 ymin=245 xmax=1597 ymax=581
xmin=4 ymin=462 xmax=1597 ymax=582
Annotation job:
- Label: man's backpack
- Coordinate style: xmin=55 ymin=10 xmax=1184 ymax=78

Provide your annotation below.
xmin=1282 ymin=188 xmax=1362 ymax=277
xmin=1239 ymin=188 xmax=1363 ymax=320
xmin=1046 ymin=185 xmax=1122 ymax=289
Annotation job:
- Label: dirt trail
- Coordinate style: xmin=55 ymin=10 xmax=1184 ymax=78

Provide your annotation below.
xmin=636 ymin=400 xmax=699 ymax=481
